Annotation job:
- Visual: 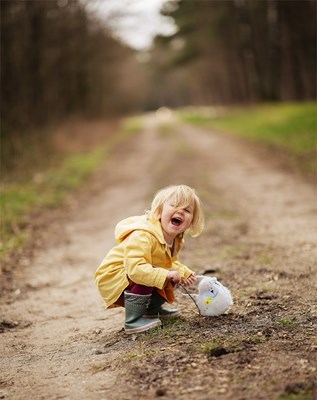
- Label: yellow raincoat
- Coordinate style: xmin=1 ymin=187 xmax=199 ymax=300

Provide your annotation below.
xmin=95 ymin=213 xmax=193 ymax=308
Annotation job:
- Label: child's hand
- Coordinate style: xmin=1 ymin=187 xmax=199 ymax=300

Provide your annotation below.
xmin=182 ymin=273 xmax=197 ymax=287
xmin=167 ymin=271 xmax=181 ymax=285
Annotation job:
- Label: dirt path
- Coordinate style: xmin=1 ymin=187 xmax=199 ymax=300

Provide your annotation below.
xmin=1 ymin=113 xmax=316 ymax=400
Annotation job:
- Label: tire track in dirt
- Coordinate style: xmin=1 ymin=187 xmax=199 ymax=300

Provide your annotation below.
xmin=1 ymin=114 xmax=316 ymax=399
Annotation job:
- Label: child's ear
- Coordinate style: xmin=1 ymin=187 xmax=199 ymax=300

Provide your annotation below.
xmin=157 ymin=206 xmax=163 ymax=217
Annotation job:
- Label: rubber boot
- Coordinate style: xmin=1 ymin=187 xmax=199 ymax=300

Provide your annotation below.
xmin=144 ymin=293 xmax=181 ymax=319
xmin=124 ymin=292 xmax=162 ymax=334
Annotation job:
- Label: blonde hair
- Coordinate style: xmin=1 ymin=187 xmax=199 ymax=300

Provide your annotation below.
xmin=150 ymin=185 xmax=204 ymax=237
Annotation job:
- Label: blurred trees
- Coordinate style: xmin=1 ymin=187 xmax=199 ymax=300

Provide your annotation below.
xmin=2 ymin=0 xmax=316 ymax=134
xmin=146 ymin=0 xmax=316 ymax=107
xmin=1 ymin=0 xmax=146 ymax=134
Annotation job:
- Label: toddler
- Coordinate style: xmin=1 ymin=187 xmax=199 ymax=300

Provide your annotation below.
xmin=95 ymin=184 xmax=204 ymax=334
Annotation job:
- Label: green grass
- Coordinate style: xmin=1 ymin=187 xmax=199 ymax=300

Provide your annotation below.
xmin=275 ymin=318 xmax=300 ymax=328
xmin=0 ymin=118 xmax=142 ymax=257
xmin=199 ymin=334 xmax=266 ymax=356
xmin=178 ymin=102 xmax=317 ymax=176
xmin=1 ymin=149 xmax=106 ymax=256
xmin=275 ymin=392 xmax=314 ymax=400
xmin=257 ymin=253 xmax=272 ymax=265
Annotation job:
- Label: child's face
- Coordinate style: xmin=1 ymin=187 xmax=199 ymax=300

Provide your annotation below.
xmin=160 ymin=199 xmax=194 ymax=242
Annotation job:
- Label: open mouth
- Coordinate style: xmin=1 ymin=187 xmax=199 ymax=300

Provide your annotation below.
xmin=171 ymin=217 xmax=183 ymax=226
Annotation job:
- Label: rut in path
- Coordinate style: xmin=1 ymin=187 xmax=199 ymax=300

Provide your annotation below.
xmin=1 ymin=114 xmax=316 ymax=400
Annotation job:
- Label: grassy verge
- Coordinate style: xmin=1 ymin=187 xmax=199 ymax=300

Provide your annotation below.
xmin=0 ymin=117 xmax=142 ymax=258
xmin=178 ymin=102 xmax=316 ymax=177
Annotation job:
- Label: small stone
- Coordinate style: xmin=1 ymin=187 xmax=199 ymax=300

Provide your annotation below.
xmin=156 ymin=388 xmax=166 ymax=397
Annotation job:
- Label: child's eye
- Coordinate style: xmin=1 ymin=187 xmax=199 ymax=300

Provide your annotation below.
xmin=185 ymin=208 xmax=191 ymax=213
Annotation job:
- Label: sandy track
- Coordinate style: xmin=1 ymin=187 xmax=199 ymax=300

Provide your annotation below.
xmin=1 ymin=114 xmax=316 ymax=399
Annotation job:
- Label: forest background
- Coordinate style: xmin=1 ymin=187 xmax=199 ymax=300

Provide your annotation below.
xmin=1 ymin=0 xmax=316 ymax=258
xmin=2 ymin=0 xmax=315 ymax=131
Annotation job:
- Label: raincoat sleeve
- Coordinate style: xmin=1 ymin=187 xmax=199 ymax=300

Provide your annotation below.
xmin=124 ymin=231 xmax=168 ymax=289
xmin=172 ymin=260 xmax=194 ymax=280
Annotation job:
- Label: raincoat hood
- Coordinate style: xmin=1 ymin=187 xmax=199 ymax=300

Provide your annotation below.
xmin=115 ymin=213 xmax=166 ymax=245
